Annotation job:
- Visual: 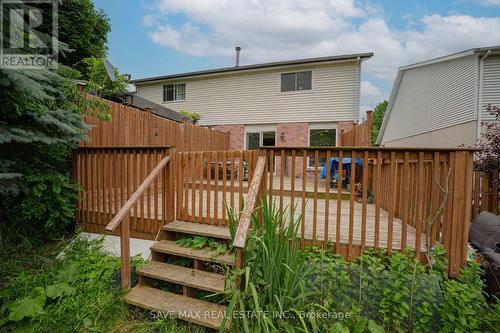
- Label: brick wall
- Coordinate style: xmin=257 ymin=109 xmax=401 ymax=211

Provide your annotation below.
xmin=275 ymin=122 xmax=308 ymax=178
xmin=210 ymin=124 xmax=245 ymax=150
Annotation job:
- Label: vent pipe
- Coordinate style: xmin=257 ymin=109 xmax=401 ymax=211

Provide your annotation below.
xmin=235 ymin=46 xmax=241 ymax=67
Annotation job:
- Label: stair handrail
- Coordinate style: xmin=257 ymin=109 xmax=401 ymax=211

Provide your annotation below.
xmin=232 ymin=156 xmax=266 ymax=268
xmin=105 ymin=155 xmax=171 ymax=290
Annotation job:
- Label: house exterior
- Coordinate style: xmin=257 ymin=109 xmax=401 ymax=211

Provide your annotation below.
xmin=377 ymin=46 xmax=500 ymax=147
xmin=133 ymin=53 xmax=373 ymax=161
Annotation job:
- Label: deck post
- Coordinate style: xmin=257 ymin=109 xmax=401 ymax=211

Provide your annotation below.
xmin=444 ymin=151 xmax=474 ymax=277
xmin=120 ymin=214 xmax=131 ymax=290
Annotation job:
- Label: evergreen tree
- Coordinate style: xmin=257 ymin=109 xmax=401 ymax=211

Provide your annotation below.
xmin=0 ymin=2 xmax=104 ymax=240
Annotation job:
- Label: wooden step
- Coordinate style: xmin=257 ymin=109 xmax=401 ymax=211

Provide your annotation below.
xmin=164 ymin=221 xmax=232 ymax=240
xmin=125 ymin=284 xmax=227 ymax=330
xmin=138 ymin=261 xmax=226 ymax=293
xmin=151 ymin=240 xmax=236 ymax=266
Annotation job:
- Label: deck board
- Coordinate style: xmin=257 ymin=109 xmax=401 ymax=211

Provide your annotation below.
xmin=81 ymin=176 xmax=427 ymax=252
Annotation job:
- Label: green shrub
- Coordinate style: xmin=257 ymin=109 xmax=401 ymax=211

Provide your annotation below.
xmin=0 ymin=236 xmax=205 ymax=333
xmin=223 ymin=200 xmax=500 ymax=333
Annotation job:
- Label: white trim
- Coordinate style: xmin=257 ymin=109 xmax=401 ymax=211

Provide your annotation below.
xmin=308 ymin=122 xmax=337 ymax=130
xmin=399 ymin=49 xmax=475 ymax=71
xmin=243 ymin=124 xmax=277 ymax=149
xmin=244 ymin=124 xmax=277 ymax=132
xmin=306 ymin=123 xmax=339 ymax=169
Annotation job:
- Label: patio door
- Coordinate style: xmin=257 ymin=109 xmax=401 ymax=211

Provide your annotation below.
xmin=245 ymin=130 xmax=276 ymax=172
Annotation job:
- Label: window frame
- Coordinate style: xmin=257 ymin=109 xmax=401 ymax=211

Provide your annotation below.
xmin=163 ymin=83 xmax=186 ymax=102
xmin=280 ymin=70 xmax=312 ymax=93
xmin=307 ymin=123 xmax=338 ymax=169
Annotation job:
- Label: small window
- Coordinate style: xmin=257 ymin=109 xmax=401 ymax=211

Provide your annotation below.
xmin=309 ymin=128 xmax=336 ymax=168
xmin=280 ymin=71 xmax=312 ymax=92
xmin=163 ymin=83 xmax=186 ymax=101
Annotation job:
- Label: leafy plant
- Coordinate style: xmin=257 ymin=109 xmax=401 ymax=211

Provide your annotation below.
xmin=176 ymin=235 xmax=232 ymax=257
xmin=371 ymin=100 xmax=388 ymax=145
xmin=83 ymin=57 xmax=129 ymax=98
xmin=180 ymin=111 xmax=201 ymax=124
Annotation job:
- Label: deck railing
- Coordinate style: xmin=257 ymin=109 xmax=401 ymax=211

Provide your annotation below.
xmin=175 ymin=150 xmax=262 ymax=225
xmin=259 ymin=147 xmax=474 ymax=277
xmin=75 ymin=146 xmax=476 ymax=278
xmin=105 ymin=154 xmax=172 ymax=289
xmin=233 ymin=156 xmax=267 ymax=273
xmin=74 ymin=146 xmax=175 ymax=239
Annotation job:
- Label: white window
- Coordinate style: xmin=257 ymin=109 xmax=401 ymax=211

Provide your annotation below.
xmin=163 ymin=83 xmax=186 ymax=101
xmin=280 ymin=71 xmax=312 ymax=92
xmin=308 ymin=126 xmax=337 ymax=168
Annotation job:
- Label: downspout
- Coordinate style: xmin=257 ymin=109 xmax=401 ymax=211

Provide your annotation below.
xmin=477 ymin=50 xmax=491 ymax=141
xmin=356 ymin=56 xmax=361 ymax=123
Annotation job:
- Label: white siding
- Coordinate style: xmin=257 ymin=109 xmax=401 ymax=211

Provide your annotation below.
xmin=380 ymin=55 xmax=478 ymax=144
xmin=136 ymin=62 xmax=359 ymax=126
xmin=482 ymin=55 xmax=500 ymax=121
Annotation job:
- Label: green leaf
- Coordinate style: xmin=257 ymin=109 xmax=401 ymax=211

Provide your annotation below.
xmin=191 ymin=236 xmax=207 ymax=249
xmin=45 ymin=282 xmax=75 ymax=299
xmin=368 ymin=320 xmax=385 ymax=333
xmin=8 ymin=287 xmax=46 ymax=321
xmin=330 ymin=322 xmax=349 ymax=333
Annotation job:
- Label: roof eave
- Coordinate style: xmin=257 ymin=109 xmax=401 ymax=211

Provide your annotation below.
xmin=132 ymin=52 xmax=373 ymax=84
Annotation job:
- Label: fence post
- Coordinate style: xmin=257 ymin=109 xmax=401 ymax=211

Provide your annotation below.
xmin=492 ymin=169 xmax=499 ymax=214
xmin=444 ymin=151 xmax=474 ymax=277
xmin=365 ymin=111 xmax=373 ymax=146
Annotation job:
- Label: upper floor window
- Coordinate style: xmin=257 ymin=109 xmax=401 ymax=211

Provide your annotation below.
xmin=280 ymin=71 xmax=312 ymax=92
xmin=163 ymin=83 xmax=186 ymax=101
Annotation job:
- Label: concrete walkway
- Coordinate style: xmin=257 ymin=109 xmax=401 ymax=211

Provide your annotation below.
xmin=80 ymin=232 xmax=154 ymax=259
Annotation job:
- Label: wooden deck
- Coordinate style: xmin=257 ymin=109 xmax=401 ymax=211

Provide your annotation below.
xmin=83 ymin=176 xmax=426 ymax=252
xmin=181 ymin=188 xmax=426 ymax=252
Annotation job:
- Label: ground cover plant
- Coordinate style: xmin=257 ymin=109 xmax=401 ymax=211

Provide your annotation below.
xmin=223 ymin=200 xmax=500 ymax=333
xmin=0 ymin=236 xmax=207 ymax=333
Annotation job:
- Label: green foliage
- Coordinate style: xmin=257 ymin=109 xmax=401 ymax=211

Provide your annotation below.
xmin=371 ymin=100 xmax=388 ymax=145
xmin=223 ymin=201 xmax=499 ymax=332
xmin=0 ymin=236 xmax=203 ymax=332
xmin=6 ymin=287 xmax=46 ymax=322
xmin=83 ymin=57 xmax=128 ymax=98
xmin=180 ymin=111 xmax=201 ymax=123
xmin=0 ymin=6 xmax=114 ymax=240
xmin=176 ymin=235 xmax=232 ymax=258
xmin=58 ymin=0 xmax=111 ymax=75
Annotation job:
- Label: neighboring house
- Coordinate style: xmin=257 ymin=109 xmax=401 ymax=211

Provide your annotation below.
xmin=377 ymin=46 xmax=500 ymax=147
xmin=133 ymin=52 xmax=373 ymax=165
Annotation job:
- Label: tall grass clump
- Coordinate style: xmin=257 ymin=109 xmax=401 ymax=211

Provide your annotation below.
xmin=224 ymin=199 xmax=310 ymax=332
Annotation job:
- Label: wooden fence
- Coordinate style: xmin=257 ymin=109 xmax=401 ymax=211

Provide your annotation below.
xmin=75 ymin=146 xmax=475 ymax=277
xmin=74 ymin=146 xmax=174 ymax=239
xmin=81 ymin=98 xmax=229 ymax=151
xmin=340 ymin=111 xmax=372 ymax=146
xmin=473 ymin=169 xmax=499 ymax=216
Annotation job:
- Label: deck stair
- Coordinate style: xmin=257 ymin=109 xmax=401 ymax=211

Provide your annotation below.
xmin=124 ymin=220 xmax=233 ymax=330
